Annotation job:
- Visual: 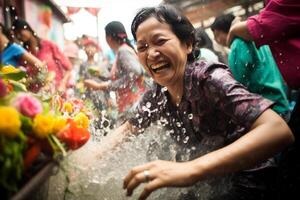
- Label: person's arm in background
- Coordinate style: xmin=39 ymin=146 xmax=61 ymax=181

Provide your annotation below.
xmin=227 ymin=21 xmax=253 ymax=46
xmin=84 ymin=47 xmax=143 ymax=91
xmin=51 ymin=42 xmax=73 ymax=92
xmin=20 ymin=51 xmax=45 ymax=69
xmin=228 ymin=0 xmax=300 ymax=46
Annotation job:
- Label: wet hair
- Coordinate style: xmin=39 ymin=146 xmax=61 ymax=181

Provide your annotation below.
xmin=105 ymin=21 xmax=135 ymax=51
xmin=0 ymin=23 xmax=13 ymax=41
xmin=131 ymin=5 xmax=199 ymax=63
xmin=210 ymin=14 xmax=235 ymax=33
xmin=11 ymin=19 xmax=40 ymax=49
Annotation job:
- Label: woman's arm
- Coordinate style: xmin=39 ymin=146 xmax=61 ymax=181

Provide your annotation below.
xmin=20 ymin=51 xmax=45 ymax=69
xmin=227 ymin=21 xmax=253 ymax=46
xmin=123 ymin=109 xmax=294 ymax=200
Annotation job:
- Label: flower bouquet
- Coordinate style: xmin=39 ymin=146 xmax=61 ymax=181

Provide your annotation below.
xmin=0 ymin=65 xmax=91 ymax=198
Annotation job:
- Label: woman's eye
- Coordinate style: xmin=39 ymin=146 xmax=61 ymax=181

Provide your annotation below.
xmin=137 ymin=45 xmax=147 ymax=52
xmin=156 ymin=39 xmax=167 ymax=45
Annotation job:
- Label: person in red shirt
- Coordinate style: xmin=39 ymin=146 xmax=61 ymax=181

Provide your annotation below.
xmin=12 ymin=19 xmax=72 ymax=93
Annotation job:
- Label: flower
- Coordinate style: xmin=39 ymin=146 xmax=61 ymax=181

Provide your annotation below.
xmin=62 ymin=102 xmax=73 ymax=113
xmin=73 ymin=112 xmax=89 ymax=129
xmin=57 ymin=119 xmax=90 ymax=150
xmin=0 ymin=65 xmax=21 ymax=74
xmin=0 ymin=106 xmax=21 ymax=138
xmin=53 ymin=116 xmax=67 ymax=134
xmin=0 ymin=78 xmax=8 ymax=97
xmin=32 ymin=114 xmax=55 ymax=138
xmin=13 ymin=93 xmax=43 ymax=118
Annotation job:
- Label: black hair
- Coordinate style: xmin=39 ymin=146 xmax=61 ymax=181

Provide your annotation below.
xmin=105 ymin=21 xmax=135 ymax=51
xmin=195 ymin=27 xmax=227 ymax=64
xmin=11 ymin=19 xmax=40 ymax=49
xmin=131 ymin=5 xmax=199 ymax=63
xmin=211 ymin=14 xmax=235 ymax=33
xmin=195 ymin=27 xmax=214 ymax=50
xmin=0 ymin=23 xmax=13 ymax=42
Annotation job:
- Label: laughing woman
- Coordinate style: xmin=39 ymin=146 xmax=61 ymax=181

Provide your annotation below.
xmin=99 ymin=5 xmax=294 ymax=200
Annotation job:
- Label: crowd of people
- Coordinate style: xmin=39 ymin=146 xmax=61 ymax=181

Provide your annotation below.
xmin=1 ymin=0 xmax=300 ymax=199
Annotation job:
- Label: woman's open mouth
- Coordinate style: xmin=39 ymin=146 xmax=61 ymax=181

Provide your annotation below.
xmin=150 ymin=62 xmax=170 ymax=73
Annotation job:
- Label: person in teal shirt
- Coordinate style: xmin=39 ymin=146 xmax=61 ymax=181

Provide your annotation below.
xmin=211 ymin=14 xmax=290 ymax=120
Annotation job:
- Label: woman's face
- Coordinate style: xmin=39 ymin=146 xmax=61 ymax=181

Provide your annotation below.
xmin=84 ymin=45 xmax=97 ymax=57
xmin=136 ymin=17 xmax=192 ymax=88
xmin=16 ymin=29 xmax=32 ymax=42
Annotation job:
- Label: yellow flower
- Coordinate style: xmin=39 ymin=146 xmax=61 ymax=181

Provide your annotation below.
xmin=0 ymin=65 xmax=21 ymax=74
xmin=0 ymin=106 xmax=21 ymax=138
xmin=33 ymin=114 xmax=55 ymax=138
xmin=53 ymin=116 xmax=67 ymax=134
xmin=74 ymin=112 xmax=89 ymax=129
xmin=62 ymin=102 xmax=73 ymax=113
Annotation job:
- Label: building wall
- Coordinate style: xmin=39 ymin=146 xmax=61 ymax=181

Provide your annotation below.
xmin=24 ymin=0 xmax=65 ymax=49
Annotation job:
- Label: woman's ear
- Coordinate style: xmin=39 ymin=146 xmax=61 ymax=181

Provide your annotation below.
xmin=187 ymin=44 xmax=193 ymax=54
xmin=185 ymin=41 xmax=193 ymax=54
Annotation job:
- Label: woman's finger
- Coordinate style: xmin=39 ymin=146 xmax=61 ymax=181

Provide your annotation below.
xmin=126 ymin=170 xmax=153 ymax=196
xmin=138 ymin=178 xmax=162 ymax=200
xmin=123 ymin=162 xmax=154 ymax=189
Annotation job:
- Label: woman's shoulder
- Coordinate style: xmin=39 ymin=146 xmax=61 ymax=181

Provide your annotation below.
xmin=8 ymin=43 xmax=25 ymax=50
xmin=186 ymin=60 xmax=229 ymax=80
xmin=4 ymin=43 xmax=26 ymax=55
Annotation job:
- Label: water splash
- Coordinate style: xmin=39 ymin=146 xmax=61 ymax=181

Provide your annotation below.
xmin=45 ymin=125 xmax=232 ymax=200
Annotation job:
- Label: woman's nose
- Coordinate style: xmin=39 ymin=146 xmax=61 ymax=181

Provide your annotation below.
xmin=147 ymin=47 xmax=160 ymax=60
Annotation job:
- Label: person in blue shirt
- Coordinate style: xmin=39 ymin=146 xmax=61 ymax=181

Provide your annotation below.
xmin=0 ymin=23 xmax=44 ymax=68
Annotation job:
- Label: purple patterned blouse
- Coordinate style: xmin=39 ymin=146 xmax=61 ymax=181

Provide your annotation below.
xmin=130 ymin=60 xmax=272 ymax=145
xmin=129 ymin=60 xmax=274 ymax=160
xmin=129 ymin=60 xmax=276 ymax=195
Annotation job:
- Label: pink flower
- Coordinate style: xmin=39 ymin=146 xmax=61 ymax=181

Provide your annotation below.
xmin=13 ymin=93 xmax=43 ymax=118
xmin=0 ymin=78 xmax=8 ymax=98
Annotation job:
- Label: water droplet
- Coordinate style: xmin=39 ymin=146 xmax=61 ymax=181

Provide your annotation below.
xmin=176 ymin=122 xmax=181 ymax=127
xmin=183 ymin=136 xmax=189 ymax=143
xmin=146 ymin=102 xmax=151 ymax=108
xmin=161 ymin=87 xmax=168 ymax=92
xmin=188 ymin=113 xmax=193 ymax=119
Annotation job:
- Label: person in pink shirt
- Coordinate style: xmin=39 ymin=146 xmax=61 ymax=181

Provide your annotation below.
xmin=227 ymin=0 xmax=300 ymax=199
xmin=12 ymin=19 xmax=72 ymax=93
xmin=228 ymin=0 xmax=300 ymax=89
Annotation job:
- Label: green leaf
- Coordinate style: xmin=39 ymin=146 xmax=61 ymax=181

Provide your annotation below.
xmin=0 ymin=70 xmax=27 ymax=81
xmin=9 ymin=80 xmax=27 ymax=92
xmin=20 ymin=115 xmax=33 ymax=133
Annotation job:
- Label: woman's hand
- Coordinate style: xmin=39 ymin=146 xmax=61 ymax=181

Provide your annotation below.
xmin=123 ymin=160 xmax=199 ymax=200
xmin=84 ymin=79 xmax=109 ymax=90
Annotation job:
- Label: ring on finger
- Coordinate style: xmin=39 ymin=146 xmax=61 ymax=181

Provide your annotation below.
xmin=143 ymin=170 xmax=150 ymax=182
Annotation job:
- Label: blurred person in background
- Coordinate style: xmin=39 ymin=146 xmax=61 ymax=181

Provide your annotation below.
xmin=0 ymin=23 xmax=47 ymax=92
xmin=227 ymin=1 xmax=300 ymax=198
xmin=84 ymin=21 xmax=146 ymax=123
xmin=195 ymin=27 xmax=226 ymax=63
xmin=12 ymin=19 xmax=72 ymax=93
xmin=211 ymin=13 xmax=290 ymax=121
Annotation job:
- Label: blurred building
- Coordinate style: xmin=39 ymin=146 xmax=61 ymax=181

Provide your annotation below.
xmin=0 ymin=0 xmax=69 ymax=48
xmin=163 ymin=0 xmax=264 ymax=27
